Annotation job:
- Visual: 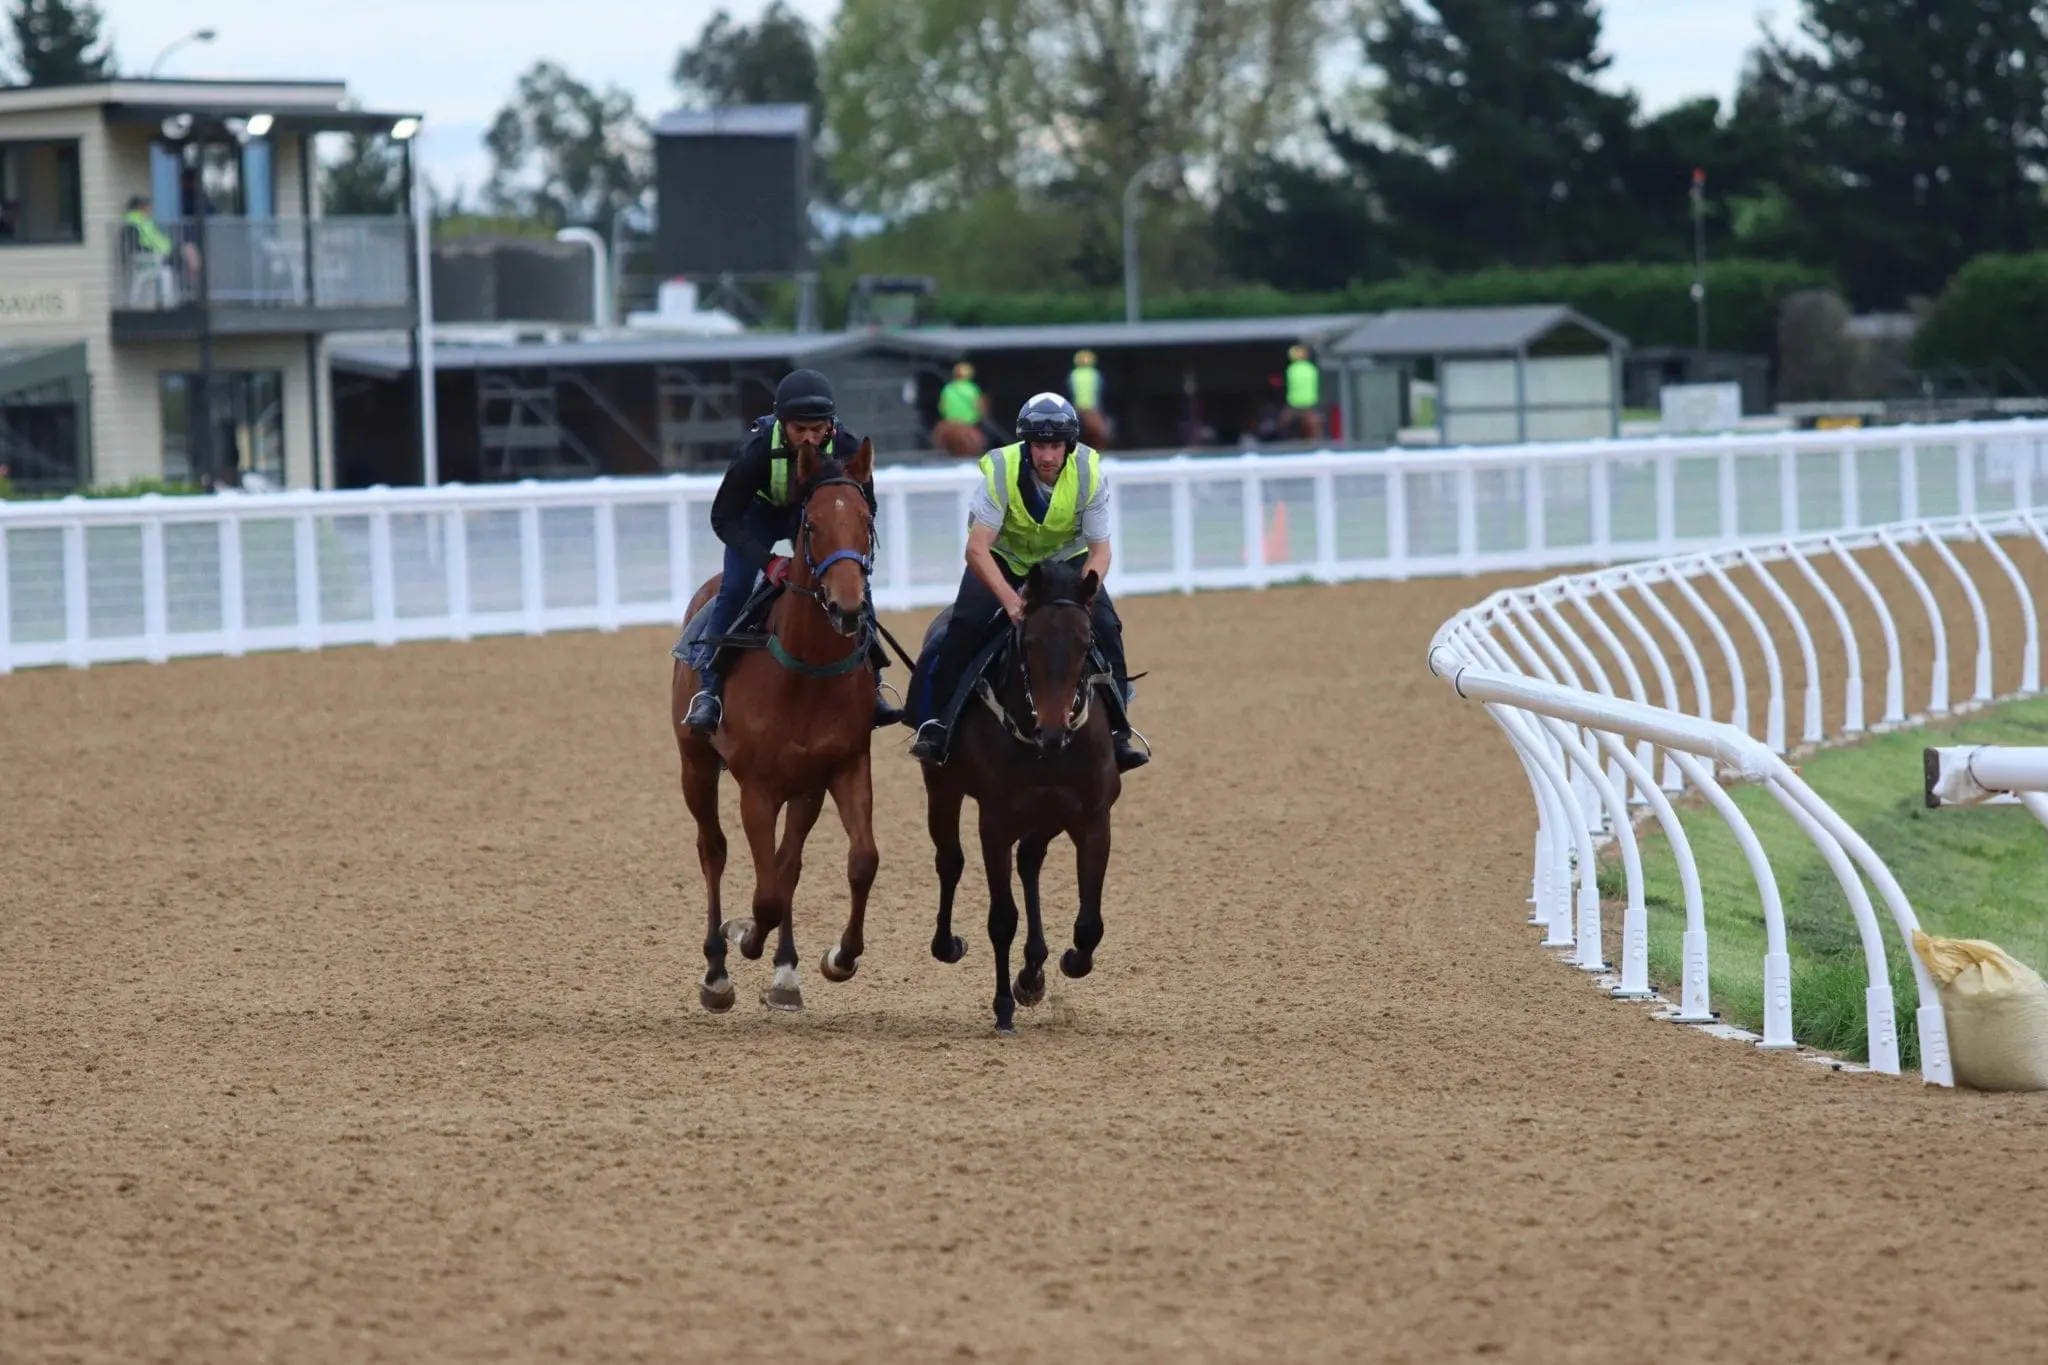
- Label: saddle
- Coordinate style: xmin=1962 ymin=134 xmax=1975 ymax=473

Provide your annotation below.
xmin=670 ymin=576 xmax=786 ymax=670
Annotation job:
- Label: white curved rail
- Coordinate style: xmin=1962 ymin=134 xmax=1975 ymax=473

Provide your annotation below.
xmin=1434 ymin=505 xmax=2048 ymax=1087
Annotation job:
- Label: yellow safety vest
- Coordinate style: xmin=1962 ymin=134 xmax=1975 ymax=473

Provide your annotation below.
xmin=1070 ymin=365 xmax=1101 ymax=411
xmin=939 ymin=380 xmax=983 ymax=425
xmin=1286 ymin=359 xmax=1320 ymax=409
xmin=756 ymin=421 xmax=834 ymax=506
xmin=979 ymin=442 xmax=1100 ymax=575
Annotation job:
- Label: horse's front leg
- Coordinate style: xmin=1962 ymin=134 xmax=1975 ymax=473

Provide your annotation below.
xmin=979 ymin=808 xmax=1020 ymax=1035
xmin=926 ymin=771 xmax=967 ymax=965
xmin=1062 ymin=811 xmax=1111 ymax=981
xmin=821 ymin=751 xmax=878 ymax=983
xmin=731 ymin=783 xmax=806 ymax=1011
xmin=1012 ymin=833 xmax=1051 ymax=1007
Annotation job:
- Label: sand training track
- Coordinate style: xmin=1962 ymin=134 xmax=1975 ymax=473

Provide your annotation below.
xmin=5 ymin=574 xmax=2047 ymax=1363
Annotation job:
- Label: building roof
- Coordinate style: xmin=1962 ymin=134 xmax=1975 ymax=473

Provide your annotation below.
xmin=904 ymin=313 xmax=1370 ymax=354
xmin=329 ymin=329 xmax=960 ymax=381
xmin=0 ymin=78 xmax=351 ymax=115
xmin=1329 ymin=305 xmax=1626 ymax=358
xmin=656 ymin=104 xmax=809 ymax=137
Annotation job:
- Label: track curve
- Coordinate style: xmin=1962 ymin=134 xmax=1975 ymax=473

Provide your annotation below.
xmin=3 ymin=574 xmax=2044 ymax=1362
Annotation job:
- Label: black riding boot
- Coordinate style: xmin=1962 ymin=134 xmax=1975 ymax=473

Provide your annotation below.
xmin=1101 ymin=669 xmax=1148 ymax=772
xmin=873 ymin=679 xmax=905 ymax=729
xmin=684 ymin=658 xmax=724 ymax=733
xmin=907 ymin=719 xmax=948 ymax=764
xmin=869 ymin=639 xmax=905 ymax=729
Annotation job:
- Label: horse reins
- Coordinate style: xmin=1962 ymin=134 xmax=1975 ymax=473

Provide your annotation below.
xmin=977 ymin=596 xmax=1110 ymax=747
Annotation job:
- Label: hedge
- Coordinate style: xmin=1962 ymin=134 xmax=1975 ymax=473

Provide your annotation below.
xmin=1910 ymin=253 xmax=2048 ymax=393
xmin=916 ymin=258 xmax=1835 ymax=357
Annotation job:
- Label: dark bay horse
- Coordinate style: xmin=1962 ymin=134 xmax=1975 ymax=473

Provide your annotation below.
xmin=670 ymin=437 xmax=882 ymax=1014
xmin=919 ymin=558 xmax=1124 ymax=1034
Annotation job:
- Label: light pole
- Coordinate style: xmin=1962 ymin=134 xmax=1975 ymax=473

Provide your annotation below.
xmin=1690 ymin=166 xmax=1708 ymax=355
xmin=148 ymin=28 xmax=216 ymax=78
xmin=1122 ymin=154 xmax=1181 ymax=325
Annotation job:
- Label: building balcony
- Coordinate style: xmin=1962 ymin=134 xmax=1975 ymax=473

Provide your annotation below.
xmin=111 ymin=214 xmax=416 ymax=341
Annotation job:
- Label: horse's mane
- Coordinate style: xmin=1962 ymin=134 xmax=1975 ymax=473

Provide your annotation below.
xmin=1025 ymin=557 xmax=1088 ymax=609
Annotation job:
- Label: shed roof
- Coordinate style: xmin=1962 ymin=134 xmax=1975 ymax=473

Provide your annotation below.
xmin=329 ymin=329 xmax=957 ymax=381
xmin=1330 ymin=305 xmax=1626 ymax=358
xmin=904 ymin=313 xmax=1368 ymax=354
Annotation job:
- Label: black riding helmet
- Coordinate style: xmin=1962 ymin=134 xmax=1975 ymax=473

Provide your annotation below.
xmin=1016 ymin=391 xmax=1081 ymax=451
xmin=775 ymin=368 xmax=837 ymax=423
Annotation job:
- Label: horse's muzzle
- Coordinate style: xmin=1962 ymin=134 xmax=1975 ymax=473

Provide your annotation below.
xmin=827 ymin=603 xmax=863 ymax=637
xmin=1034 ymin=727 xmax=1073 ymax=756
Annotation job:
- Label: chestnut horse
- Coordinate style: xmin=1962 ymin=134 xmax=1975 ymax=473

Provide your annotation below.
xmin=670 ymin=437 xmax=882 ymax=1014
xmin=931 ymin=420 xmax=985 ymax=458
xmin=1078 ymin=407 xmax=1110 ymax=451
xmin=920 ymin=558 xmax=1123 ymax=1034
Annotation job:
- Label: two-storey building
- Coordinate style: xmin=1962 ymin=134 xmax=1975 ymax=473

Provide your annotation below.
xmin=0 ymin=77 xmax=420 ymax=492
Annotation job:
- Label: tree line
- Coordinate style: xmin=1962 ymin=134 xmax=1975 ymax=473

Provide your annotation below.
xmin=461 ymin=0 xmax=2048 ymax=320
xmin=10 ymin=0 xmax=2047 ymax=332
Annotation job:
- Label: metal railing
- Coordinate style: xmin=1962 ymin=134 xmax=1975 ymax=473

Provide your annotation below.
xmin=1429 ymin=506 xmax=2048 ymax=1087
xmin=6 ymin=420 xmax=2048 ymax=672
xmin=112 ymin=215 xmax=413 ymax=312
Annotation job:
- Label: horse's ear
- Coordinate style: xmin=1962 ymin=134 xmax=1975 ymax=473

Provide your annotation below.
xmin=1079 ymin=569 xmax=1100 ymax=603
xmin=1024 ymin=561 xmax=1045 ymax=602
xmin=794 ymin=433 xmax=822 ymax=487
xmin=847 ymin=436 xmax=874 ymax=483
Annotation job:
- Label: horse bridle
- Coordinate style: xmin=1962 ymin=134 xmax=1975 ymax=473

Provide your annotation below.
xmin=978 ymin=596 xmax=1109 ymax=746
xmin=788 ymin=474 xmax=876 ymax=600
xmin=765 ymin=473 xmax=878 ymax=680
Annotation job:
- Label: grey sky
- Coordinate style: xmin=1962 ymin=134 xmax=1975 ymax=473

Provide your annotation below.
xmin=101 ymin=0 xmax=1790 ymax=202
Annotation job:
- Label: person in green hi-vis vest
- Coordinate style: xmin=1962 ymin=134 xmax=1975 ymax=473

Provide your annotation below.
xmin=933 ymin=361 xmax=990 ymax=456
xmin=1283 ymin=343 xmax=1324 ymax=441
xmin=1068 ymin=349 xmax=1111 ymax=447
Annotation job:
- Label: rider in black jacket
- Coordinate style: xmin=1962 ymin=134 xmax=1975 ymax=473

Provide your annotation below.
xmin=682 ymin=368 xmax=903 ymax=733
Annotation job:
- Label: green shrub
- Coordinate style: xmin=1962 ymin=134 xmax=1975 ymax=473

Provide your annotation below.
xmin=1910 ymin=252 xmax=2048 ymax=393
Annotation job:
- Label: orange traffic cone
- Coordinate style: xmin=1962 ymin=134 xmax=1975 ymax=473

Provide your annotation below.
xmin=1265 ymin=500 xmax=1291 ymax=562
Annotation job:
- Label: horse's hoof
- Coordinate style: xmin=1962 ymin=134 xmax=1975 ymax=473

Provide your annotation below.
xmin=932 ymin=935 xmax=967 ymax=965
xmin=699 ymin=978 xmax=736 ymax=1013
xmin=721 ymin=918 xmax=761 ymax=959
xmin=1060 ymin=949 xmax=1093 ymax=980
xmin=995 ymin=1024 xmax=1016 ymax=1038
xmin=763 ymin=964 xmax=804 ymax=1012
xmin=820 ymin=946 xmax=857 ymax=983
xmin=1013 ymin=971 xmax=1045 ymax=1007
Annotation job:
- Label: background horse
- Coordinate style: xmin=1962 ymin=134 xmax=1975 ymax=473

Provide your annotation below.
xmin=931 ymin=419 xmax=986 ymax=458
xmin=918 ymin=558 xmax=1122 ymax=1034
xmin=1078 ymin=407 xmax=1111 ymax=451
xmin=669 ymin=437 xmax=882 ymax=1014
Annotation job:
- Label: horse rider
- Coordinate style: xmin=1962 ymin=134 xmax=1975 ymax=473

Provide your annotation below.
xmin=682 ymin=367 xmax=904 ymax=734
xmin=1284 ymin=344 xmax=1322 ymax=439
xmin=1069 ymin=349 xmax=1102 ymax=417
xmin=938 ymin=362 xmax=988 ymax=432
xmin=905 ymin=392 xmax=1148 ymax=772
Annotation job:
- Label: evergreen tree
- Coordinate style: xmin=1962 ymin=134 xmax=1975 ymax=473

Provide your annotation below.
xmin=1325 ymin=0 xmax=1637 ymax=272
xmin=8 ymin=0 xmax=115 ymax=86
xmin=1751 ymin=0 xmax=2048 ymax=306
xmin=323 ymin=132 xmax=406 ymax=216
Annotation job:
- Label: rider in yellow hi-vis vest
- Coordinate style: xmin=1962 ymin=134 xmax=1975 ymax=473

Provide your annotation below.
xmin=906 ymin=392 xmax=1147 ymax=772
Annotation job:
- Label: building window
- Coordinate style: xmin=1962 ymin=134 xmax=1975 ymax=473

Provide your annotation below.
xmin=161 ymin=370 xmax=284 ymax=486
xmin=0 ymin=140 xmax=83 ymax=246
xmin=0 ymin=380 xmax=86 ymax=491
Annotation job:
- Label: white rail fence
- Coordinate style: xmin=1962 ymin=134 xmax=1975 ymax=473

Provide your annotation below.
xmin=1925 ymin=745 xmax=2048 ymax=836
xmin=1430 ymin=505 xmax=2048 ymax=1087
xmin=6 ymin=419 xmax=2048 ymax=673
